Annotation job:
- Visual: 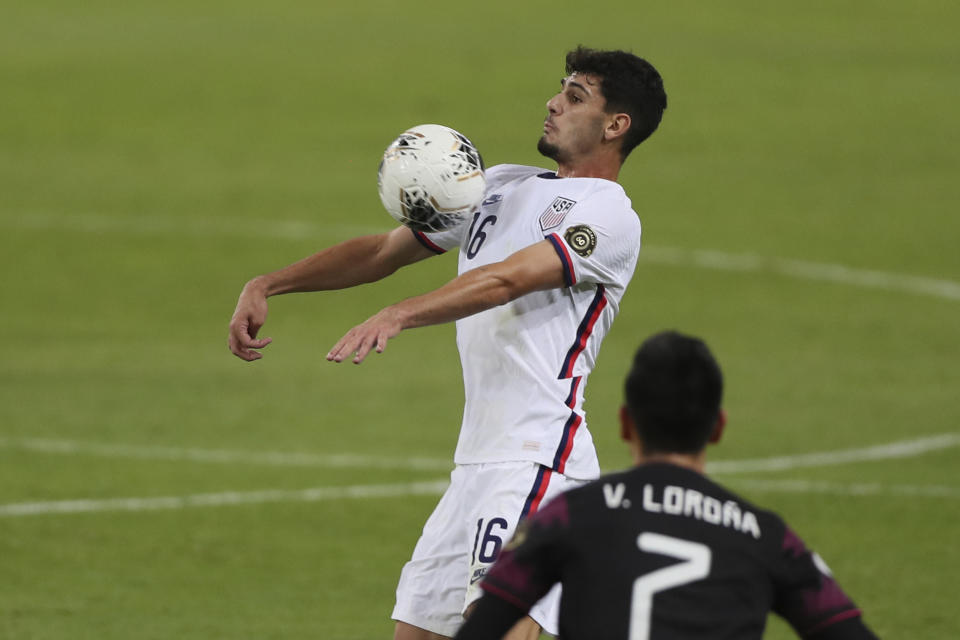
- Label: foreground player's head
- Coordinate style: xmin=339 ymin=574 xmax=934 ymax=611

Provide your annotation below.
xmin=538 ymin=46 xmax=667 ymax=164
xmin=622 ymin=331 xmax=725 ymax=460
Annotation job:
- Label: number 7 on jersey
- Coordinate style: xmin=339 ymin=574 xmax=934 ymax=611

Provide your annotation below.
xmin=630 ymin=533 xmax=712 ymax=640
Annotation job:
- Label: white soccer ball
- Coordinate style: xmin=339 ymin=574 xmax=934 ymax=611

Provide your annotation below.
xmin=377 ymin=124 xmax=486 ymax=233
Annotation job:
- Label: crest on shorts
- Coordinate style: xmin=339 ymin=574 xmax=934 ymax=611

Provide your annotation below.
xmin=539 ymin=196 xmax=576 ymax=231
xmin=564 ymin=225 xmax=597 ymax=257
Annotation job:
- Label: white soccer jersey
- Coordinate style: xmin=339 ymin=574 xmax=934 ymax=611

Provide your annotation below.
xmin=413 ymin=164 xmax=642 ymax=480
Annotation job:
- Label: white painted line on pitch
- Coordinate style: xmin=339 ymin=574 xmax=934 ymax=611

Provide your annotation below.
xmin=4 ymin=476 xmax=954 ymax=519
xmin=730 ymin=478 xmax=960 ymax=499
xmin=0 ymin=437 xmax=452 ymax=472
xmin=0 ymin=480 xmax=450 ymax=518
xmin=7 ymin=211 xmax=959 ymax=301
xmin=639 ymin=246 xmax=960 ymax=301
xmin=708 ymin=433 xmax=960 ymax=475
xmin=3 ymin=434 xmax=957 ymax=476
xmin=4 ymin=211 xmax=383 ymax=242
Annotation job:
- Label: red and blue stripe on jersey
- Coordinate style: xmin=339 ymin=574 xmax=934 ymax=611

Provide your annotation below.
xmin=551 ymin=411 xmax=583 ymax=474
xmin=553 ymin=286 xmax=608 ymax=475
xmin=559 ymin=285 xmax=607 ymax=379
xmin=546 ymin=233 xmax=575 ymax=286
xmin=412 ymin=230 xmax=447 ymax=255
xmin=563 ymin=376 xmax=582 ymax=409
xmin=416 ymin=227 xmax=606 ymax=487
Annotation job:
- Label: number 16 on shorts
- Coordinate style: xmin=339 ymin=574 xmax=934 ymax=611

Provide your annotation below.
xmin=470 ymin=517 xmax=509 ymax=583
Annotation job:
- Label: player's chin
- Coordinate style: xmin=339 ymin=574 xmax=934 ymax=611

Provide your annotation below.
xmin=537 ymin=136 xmax=562 ymax=161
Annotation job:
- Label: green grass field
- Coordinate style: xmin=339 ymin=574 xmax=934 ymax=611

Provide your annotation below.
xmin=2 ymin=1 xmax=958 ymax=638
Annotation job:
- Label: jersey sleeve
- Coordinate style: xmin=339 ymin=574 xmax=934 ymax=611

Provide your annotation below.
xmin=410 ymin=227 xmax=459 ymax=254
xmin=410 ymin=164 xmax=522 ymax=254
xmin=544 ymin=191 xmax=641 ymax=288
xmin=478 ymin=493 xmax=571 ymax=611
xmin=772 ymin=526 xmax=876 ymax=638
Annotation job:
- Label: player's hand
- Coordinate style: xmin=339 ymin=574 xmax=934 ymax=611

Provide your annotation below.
xmin=228 ymin=280 xmax=273 ymax=361
xmin=327 ymin=307 xmax=402 ymax=364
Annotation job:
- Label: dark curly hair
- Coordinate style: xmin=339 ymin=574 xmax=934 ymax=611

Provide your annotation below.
xmin=565 ymin=46 xmax=667 ymax=159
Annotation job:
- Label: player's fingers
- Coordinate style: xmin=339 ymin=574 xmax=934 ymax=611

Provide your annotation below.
xmin=243 ymin=338 xmax=271 ymax=361
xmin=375 ymin=332 xmax=388 ymax=354
xmin=228 ymin=330 xmax=250 ymax=359
xmin=327 ymin=332 xmax=354 ymax=362
xmin=229 ymin=320 xmax=271 ymax=360
xmin=230 ymin=320 xmax=253 ymax=346
xmin=326 ymin=344 xmax=341 ymax=362
xmin=230 ymin=343 xmax=261 ymax=362
xmin=236 ymin=341 xmax=263 ymax=361
xmin=352 ymin=334 xmax=376 ymax=364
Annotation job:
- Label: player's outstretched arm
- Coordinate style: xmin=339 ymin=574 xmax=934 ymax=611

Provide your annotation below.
xmin=228 ymin=228 xmax=436 ymax=362
xmin=327 ymin=239 xmax=566 ymax=364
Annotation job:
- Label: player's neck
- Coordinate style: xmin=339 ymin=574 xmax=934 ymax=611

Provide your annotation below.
xmin=634 ymin=451 xmax=707 ymax=474
xmin=555 ymin=153 xmax=622 ymax=181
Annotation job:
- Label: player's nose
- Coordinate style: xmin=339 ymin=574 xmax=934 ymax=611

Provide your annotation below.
xmin=546 ymin=93 xmax=560 ymax=113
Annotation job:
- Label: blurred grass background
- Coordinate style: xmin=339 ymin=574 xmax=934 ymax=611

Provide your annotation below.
xmin=1 ymin=0 xmax=957 ymax=637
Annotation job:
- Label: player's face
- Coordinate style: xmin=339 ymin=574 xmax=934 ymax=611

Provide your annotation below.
xmin=538 ymin=73 xmax=609 ymax=164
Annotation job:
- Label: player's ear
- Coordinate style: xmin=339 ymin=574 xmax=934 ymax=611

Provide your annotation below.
xmin=619 ymin=405 xmax=636 ymax=443
xmin=708 ymin=409 xmax=727 ymax=444
xmin=604 ymin=113 xmax=631 ymax=143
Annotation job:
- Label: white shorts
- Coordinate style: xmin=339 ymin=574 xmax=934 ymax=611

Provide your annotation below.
xmin=392 ymin=461 xmax=583 ymax=637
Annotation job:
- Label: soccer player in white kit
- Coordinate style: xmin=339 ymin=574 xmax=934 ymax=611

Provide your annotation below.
xmin=228 ymin=47 xmax=667 ymax=640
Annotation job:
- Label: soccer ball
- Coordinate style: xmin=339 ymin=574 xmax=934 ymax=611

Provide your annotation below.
xmin=377 ymin=124 xmax=486 ymax=233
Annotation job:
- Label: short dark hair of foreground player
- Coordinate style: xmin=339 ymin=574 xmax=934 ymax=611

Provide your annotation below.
xmin=455 ymin=331 xmax=880 ymax=640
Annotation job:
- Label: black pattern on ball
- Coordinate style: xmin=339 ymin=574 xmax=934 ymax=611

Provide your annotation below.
xmin=400 ymin=188 xmax=463 ymax=233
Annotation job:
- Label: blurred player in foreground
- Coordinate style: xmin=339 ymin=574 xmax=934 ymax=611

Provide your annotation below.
xmin=455 ymin=331 xmax=880 ymax=640
xmin=229 ymin=47 xmax=667 ymax=639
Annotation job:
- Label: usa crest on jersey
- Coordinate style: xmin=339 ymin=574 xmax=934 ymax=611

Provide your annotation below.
xmin=539 ymin=197 xmax=577 ymax=231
